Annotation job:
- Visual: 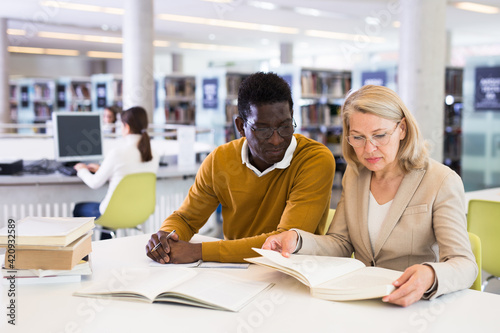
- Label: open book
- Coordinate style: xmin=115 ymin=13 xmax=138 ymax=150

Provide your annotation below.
xmin=74 ymin=267 xmax=272 ymax=312
xmin=245 ymin=248 xmax=402 ymax=301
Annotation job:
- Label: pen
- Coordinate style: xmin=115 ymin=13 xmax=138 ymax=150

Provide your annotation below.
xmin=152 ymin=230 xmax=176 ymax=252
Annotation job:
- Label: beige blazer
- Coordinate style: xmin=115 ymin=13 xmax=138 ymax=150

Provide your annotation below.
xmin=298 ymin=159 xmax=477 ymax=299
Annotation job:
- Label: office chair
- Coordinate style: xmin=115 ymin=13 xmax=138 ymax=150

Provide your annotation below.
xmin=467 ymin=199 xmax=500 ymax=291
xmin=468 ymin=232 xmax=482 ymax=291
xmin=95 ymin=172 xmax=156 ymax=239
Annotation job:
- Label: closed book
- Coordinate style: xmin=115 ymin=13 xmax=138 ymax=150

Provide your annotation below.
xmin=0 ymin=216 xmax=95 ymax=247
xmin=5 ymin=232 xmax=92 ymax=270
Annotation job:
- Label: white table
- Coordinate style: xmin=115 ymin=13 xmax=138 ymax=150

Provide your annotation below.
xmin=464 ymin=187 xmax=500 ymax=212
xmin=1 ymin=234 xmax=499 ymax=332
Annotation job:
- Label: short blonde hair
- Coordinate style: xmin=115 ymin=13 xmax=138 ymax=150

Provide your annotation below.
xmin=341 ymin=85 xmax=428 ymax=174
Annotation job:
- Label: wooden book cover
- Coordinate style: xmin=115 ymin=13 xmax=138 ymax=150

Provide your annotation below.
xmin=0 ymin=217 xmax=94 ymax=247
xmin=5 ymin=232 xmax=92 ymax=270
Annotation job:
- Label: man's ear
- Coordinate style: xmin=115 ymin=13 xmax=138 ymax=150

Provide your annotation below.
xmin=235 ymin=117 xmax=246 ymax=138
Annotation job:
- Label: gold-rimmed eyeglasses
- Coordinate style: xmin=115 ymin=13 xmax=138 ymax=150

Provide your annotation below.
xmin=346 ymin=122 xmax=400 ymax=147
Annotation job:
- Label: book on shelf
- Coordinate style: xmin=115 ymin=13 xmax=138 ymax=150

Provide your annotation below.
xmin=0 ymin=216 xmax=95 ymax=247
xmin=5 ymin=231 xmax=92 ymax=270
xmin=74 ymin=267 xmax=272 ymax=312
xmin=2 ymin=258 xmax=92 ymax=285
xmin=245 ymin=248 xmax=402 ymax=301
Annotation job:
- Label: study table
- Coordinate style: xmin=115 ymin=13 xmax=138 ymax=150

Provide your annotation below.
xmin=1 ymin=234 xmax=499 ymax=332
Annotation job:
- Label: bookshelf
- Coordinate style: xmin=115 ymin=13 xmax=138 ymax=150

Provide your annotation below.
xmin=196 ymin=68 xmax=250 ymax=145
xmin=443 ymin=67 xmax=464 ymax=176
xmin=56 ymin=78 xmax=92 ymax=112
xmin=154 ymin=74 xmax=196 ymax=126
xmin=90 ymin=74 xmax=123 ymax=112
xmin=14 ymin=78 xmax=56 ymax=133
xmin=9 ymin=82 xmax=18 ymax=122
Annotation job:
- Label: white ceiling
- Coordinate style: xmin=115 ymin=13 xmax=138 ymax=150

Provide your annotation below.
xmin=2 ymin=0 xmax=500 ymax=68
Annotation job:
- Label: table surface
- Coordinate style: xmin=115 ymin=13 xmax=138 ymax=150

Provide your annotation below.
xmin=1 ymin=234 xmax=499 ymax=332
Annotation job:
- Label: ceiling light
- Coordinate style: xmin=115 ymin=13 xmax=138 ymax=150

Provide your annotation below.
xmin=153 ymin=40 xmax=170 ymax=47
xmin=82 ymin=35 xmax=123 ymax=44
xmin=7 ymin=29 xmax=26 ymax=36
xmin=8 ymin=46 xmax=44 ymax=54
xmin=8 ymin=46 xmax=79 ymax=56
xmin=40 ymin=1 xmax=124 ymax=15
xmin=87 ymin=51 xmax=122 ymax=59
xmin=455 ymin=2 xmax=499 ymax=14
xmin=294 ymin=7 xmax=321 ymax=17
xmin=247 ymin=1 xmax=277 ymax=10
xmin=305 ymin=29 xmax=385 ymax=43
xmin=178 ymin=42 xmax=254 ymax=52
xmin=38 ymin=31 xmax=82 ymax=41
xmin=158 ymin=13 xmax=298 ymax=34
xmin=45 ymin=48 xmax=79 ymax=56
xmin=201 ymin=0 xmax=233 ymax=3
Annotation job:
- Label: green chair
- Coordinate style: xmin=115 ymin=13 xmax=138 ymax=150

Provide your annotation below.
xmin=96 ymin=172 xmax=156 ymax=239
xmin=318 ymin=209 xmax=336 ymax=235
xmin=467 ymin=199 xmax=500 ymax=291
xmin=468 ymin=232 xmax=482 ymax=291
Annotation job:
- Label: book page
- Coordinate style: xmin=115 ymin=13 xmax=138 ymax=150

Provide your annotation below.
xmin=312 ymin=266 xmax=402 ymax=301
xmin=160 ymin=271 xmax=272 ymax=312
xmin=250 ymin=248 xmax=365 ymax=287
xmin=74 ymin=268 xmax=197 ymax=302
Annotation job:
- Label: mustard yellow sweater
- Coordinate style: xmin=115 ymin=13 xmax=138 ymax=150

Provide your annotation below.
xmin=160 ymin=134 xmax=335 ymax=262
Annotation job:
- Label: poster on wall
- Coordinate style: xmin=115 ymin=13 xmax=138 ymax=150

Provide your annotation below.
xmin=474 ymin=66 xmax=500 ymax=110
xmin=96 ymin=83 xmax=107 ymax=108
xmin=202 ymin=78 xmax=218 ymax=109
xmin=361 ymin=71 xmax=387 ymax=87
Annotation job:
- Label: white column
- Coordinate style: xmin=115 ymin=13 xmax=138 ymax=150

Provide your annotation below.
xmin=280 ymin=42 xmax=293 ymax=65
xmin=0 ymin=18 xmax=10 ymax=132
xmin=398 ymin=0 xmax=447 ymax=162
xmin=122 ymin=0 xmax=154 ymax=121
xmin=172 ymin=53 xmax=183 ymax=73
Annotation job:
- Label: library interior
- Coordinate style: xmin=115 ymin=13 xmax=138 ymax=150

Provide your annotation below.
xmin=1 ymin=0 xmax=500 ymax=331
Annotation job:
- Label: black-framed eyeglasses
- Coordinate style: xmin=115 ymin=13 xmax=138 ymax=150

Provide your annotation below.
xmin=245 ymin=118 xmax=297 ymax=140
xmin=346 ymin=122 xmax=400 ymax=147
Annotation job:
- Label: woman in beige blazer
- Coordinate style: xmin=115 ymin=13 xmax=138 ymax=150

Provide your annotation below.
xmin=263 ymin=85 xmax=477 ymax=307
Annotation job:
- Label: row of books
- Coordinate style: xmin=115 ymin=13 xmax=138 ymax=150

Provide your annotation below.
xmin=0 ymin=217 xmax=95 ymax=284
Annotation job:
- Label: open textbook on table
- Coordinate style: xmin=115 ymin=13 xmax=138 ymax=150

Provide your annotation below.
xmin=74 ymin=267 xmax=272 ymax=312
xmin=246 ymin=248 xmax=402 ymax=301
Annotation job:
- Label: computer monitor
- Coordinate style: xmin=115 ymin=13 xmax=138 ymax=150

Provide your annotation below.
xmin=52 ymin=112 xmax=104 ymax=163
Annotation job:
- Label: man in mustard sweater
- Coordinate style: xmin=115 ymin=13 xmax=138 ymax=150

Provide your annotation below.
xmin=146 ymin=72 xmax=335 ymax=263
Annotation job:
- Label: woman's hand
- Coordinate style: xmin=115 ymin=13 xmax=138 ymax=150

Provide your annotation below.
xmin=382 ymin=264 xmax=435 ymax=307
xmin=73 ymin=163 xmax=88 ymax=171
xmin=262 ymin=230 xmax=299 ymax=258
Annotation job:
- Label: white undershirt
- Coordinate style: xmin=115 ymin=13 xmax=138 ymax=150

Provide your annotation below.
xmin=368 ymin=191 xmax=393 ymax=253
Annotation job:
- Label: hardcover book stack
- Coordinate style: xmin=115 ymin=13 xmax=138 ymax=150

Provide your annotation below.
xmin=0 ymin=217 xmax=95 ymax=284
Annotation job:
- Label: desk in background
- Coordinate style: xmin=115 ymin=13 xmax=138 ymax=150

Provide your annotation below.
xmin=464 ymin=187 xmax=500 ymax=213
xmin=1 ymin=233 xmax=498 ymax=332
xmin=0 ymin=164 xmax=200 ymax=234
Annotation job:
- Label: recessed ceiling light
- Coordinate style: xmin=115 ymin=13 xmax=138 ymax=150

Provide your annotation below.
xmin=87 ymin=51 xmax=122 ymax=59
xmin=40 ymin=1 xmax=124 ymax=15
xmin=455 ymin=2 xmax=499 ymax=14
xmin=209 ymin=34 xmax=216 ymax=40
xmin=247 ymin=1 xmax=277 ymax=10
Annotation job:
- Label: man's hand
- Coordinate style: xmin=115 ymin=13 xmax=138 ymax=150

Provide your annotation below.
xmin=382 ymin=264 xmax=436 ymax=307
xmin=146 ymin=231 xmax=202 ymax=264
xmin=262 ymin=230 xmax=299 ymax=258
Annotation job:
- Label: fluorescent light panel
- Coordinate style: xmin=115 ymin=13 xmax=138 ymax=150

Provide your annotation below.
xmin=305 ymin=29 xmax=385 ymax=43
xmin=178 ymin=42 xmax=254 ymax=52
xmin=40 ymin=1 xmax=124 ymax=15
xmin=158 ymin=13 xmax=298 ymax=34
xmin=455 ymin=2 xmax=499 ymax=14
xmin=8 ymin=46 xmax=79 ymax=56
xmin=87 ymin=51 xmax=122 ymax=59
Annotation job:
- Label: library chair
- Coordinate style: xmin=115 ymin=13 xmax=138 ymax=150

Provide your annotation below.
xmin=467 ymin=199 xmax=500 ymax=291
xmin=95 ymin=172 xmax=156 ymax=239
xmin=318 ymin=209 xmax=336 ymax=235
xmin=468 ymin=232 xmax=482 ymax=291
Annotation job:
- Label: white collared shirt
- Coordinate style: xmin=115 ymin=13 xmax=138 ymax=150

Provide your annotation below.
xmin=241 ymin=135 xmax=297 ymax=177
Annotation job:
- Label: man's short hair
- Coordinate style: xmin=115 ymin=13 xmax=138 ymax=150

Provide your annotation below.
xmin=237 ymin=72 xmax=294 ymax=121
